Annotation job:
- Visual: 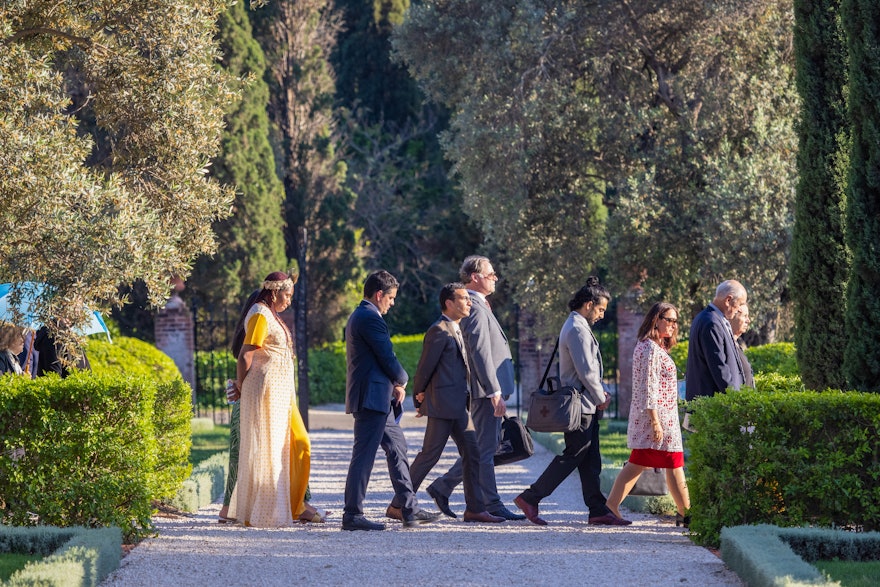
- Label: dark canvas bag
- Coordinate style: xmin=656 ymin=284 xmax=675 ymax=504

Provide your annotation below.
xmin=628 ymin=464 xmax=669 ymax=496
xmin=525 ymin=338 xmax=584 ymax=433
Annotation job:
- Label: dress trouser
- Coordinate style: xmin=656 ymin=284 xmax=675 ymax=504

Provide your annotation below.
xmin=518 ymin=413 xmax=611 ymax=516
xmin=428 ymin=396 xmax=502 ymax=511
xmin=344 ymin=408 xmax=417 ymax=517
xmin=392 ymin=411 xmax=485 ymax=512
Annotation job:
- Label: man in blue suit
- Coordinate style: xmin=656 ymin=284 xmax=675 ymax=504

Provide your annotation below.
xmin=342 ymin=270 xmax=439 ymax=531
xmin=685 ymin=279 xmax=748 ymax=400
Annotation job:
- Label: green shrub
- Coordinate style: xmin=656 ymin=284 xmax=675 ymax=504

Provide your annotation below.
xmin=754 ymin=371 xmax=805 ymax=393
xmin=0 ymin=525 xmax=121 ymax=587
xmin=746 ymin=342 xmax=799 ymax=376
xmin=308 ymin=333 xmax=425 ymax=405
xmin=687 ymin=388 xmax=880 ymax=547
xmin=669 ymin=341 xmax=688 ymax=375
xmin=85 ymin=336 xmax=182 ymax=384
xmin=0 ymin=372 xmax=191 ymax=541
xmin=669 ymin=340 xmax=799 ymax=380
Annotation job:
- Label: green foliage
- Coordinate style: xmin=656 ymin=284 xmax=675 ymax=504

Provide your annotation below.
xmin=189 ymin=0 xmax=289 ymax=311
xmin=393 ymin=1 xmax=797 ymax=338
xmin=720 ymin=525 xmax=829 ymax=587
xmin=791 ymin=0 xmax=850 ymax=391
xmin=250 ymin=0 xmax=364 ymax=346
xmin=669 ymin=342 xmax=688 ymax=376
xmin=814 ymin=560 xmax=880 ymax=587
xmin=0 ymin=372 xmax=191 ymax=541
xmin=687 ymin=389 xmax=880 ymax=547
xmin=85 ymin=336 xmax=182 ymax=384
xmin=0 ymin=1 xmax=237 ymax=344
xmin=754 ymin=372 xmax=806 ymax=393
xmin=842 ymin=0 xmax=880 ymax=392
xmin=308 ymin=333 xmax=424 ymax=404
xmin=746 ymin=342 xmax=800 ymax=377
xmin=0 ymin=553 xmax=42 ymax=582
xmin=0 ymin=525 xmax=121 ymax=587
xmin=168 ymin=451 xmax=229 ymax=513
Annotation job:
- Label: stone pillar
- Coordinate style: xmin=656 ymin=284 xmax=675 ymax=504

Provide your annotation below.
xmin=155 ymin=293 xmax=195 ymax=400
xmin=516 ymin=309 xmax=555 ymax=413
xmin=616 ymin=290 xmax=645 ymax=420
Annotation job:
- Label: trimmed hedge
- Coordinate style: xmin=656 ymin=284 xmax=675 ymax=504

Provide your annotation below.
xmin=0 ymin=525 xmax=121 ymax=587
xmin=0 ymin=372 xmax=191 ymax=541
xmin=169 ymin=451 xmax=229 ymax=513
xmin=308 ymin=334 xmax=424 ymax=405
xmin=85 ymin=336 xmax=181 ymax=384
xmin=687 ymin=389 xmax=880 ymax=547
xmin=721 ymin=525 xmax=880 ymax=587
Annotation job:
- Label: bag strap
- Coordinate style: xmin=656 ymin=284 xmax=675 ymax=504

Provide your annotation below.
xmin=538 ymin=337 xmax=560 ymax=389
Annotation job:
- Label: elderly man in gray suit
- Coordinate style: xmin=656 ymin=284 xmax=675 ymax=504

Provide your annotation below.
xmin=424 ymin=256 xmax=526 ymax=521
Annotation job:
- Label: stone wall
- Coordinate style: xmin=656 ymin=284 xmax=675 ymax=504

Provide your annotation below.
xmin=155 ymin=294 xmax=195 ymax=399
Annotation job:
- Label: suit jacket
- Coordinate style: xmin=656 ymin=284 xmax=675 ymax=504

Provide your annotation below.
xmin=345 ymin=300 xmax=408 ymax=414
xmin=461 ymin=293 xmax=515 ymax=400
xmin=685 ymin=305 xmax=744 ymax=400
xmin=559 ymin=311 xmax=605 ymax=414
xmin=413 ymin=317 xmax=470 ymax=420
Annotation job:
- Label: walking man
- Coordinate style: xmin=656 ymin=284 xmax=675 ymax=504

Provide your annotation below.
xmin=426 ymin=256 xmax=526 ymax=521
xmin=389 ymin=283 xmax=504 ymax=523
xmin=342 ymin=270 xmax=439 ymax=530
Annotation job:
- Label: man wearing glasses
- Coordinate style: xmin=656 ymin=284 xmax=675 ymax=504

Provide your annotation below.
xmin=424 ymin=256 xmax=526 ymax=521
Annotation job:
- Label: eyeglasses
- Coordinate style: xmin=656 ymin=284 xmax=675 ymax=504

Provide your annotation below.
xmin=659 ymin=315 xmax=678 ymax=324
xmin=452 ymin=295 xmax=471 ymax=302
xmin=476 ymin=272 xmax=498 ymax=280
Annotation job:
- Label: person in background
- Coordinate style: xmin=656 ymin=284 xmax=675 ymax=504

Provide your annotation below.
xmin=605 ymin=302 xmax=690 ymax=527
xmin=685 ymin=280 xmax=747 ymax=400
xmin=228 ymin=271 xmax=314 ymax=527
xmin=0 ymin=322 xmax=27 ymax=375
xmin=33 ymin=322 xmax=91 ymax=377
xmin=730 ymin=304 xmax=755 ymax=388
xmin=514 ymin=277 xmax=631 ymax=526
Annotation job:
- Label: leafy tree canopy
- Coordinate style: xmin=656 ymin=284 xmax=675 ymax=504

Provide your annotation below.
xmin=0 ymin=1 xmax=237 ymax=344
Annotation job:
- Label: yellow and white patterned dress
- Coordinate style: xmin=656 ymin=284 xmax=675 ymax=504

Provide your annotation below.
xmin=229 ymin=303 xmax=310 ymax=527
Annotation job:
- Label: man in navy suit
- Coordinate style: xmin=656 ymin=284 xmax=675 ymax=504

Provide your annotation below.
xmin=388 ymin=283 xmax=504 ymax=523
xmin=426 ymin=256 xmax=526 ymax=521
xmin=685 ymin=279 xmax=748 ymax=400
xmin=342 ymin=270 xmax=439 ymax=531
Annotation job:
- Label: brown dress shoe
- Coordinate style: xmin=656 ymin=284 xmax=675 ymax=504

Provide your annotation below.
xmin=385 ymin=505 xmax=403 ymax=521
xmin=588 ymin=512 xmax=632 ymax=526
xmin=463 ymin=510 xmax=505 ymax=523
xmin=513 ymin=495 xmax=548 ymax=526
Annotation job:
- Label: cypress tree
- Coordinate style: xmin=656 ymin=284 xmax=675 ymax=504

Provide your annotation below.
xmin=842 ymin=0 xmax=880 ymax=391
xmin=790 ymin=0 xmax=850 ymax=390
xmin=189 ymin=1 xmax=288 ymax=311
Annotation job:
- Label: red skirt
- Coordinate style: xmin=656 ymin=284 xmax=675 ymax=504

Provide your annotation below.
xmin=629 ymin=448 xmax=684 ymax=469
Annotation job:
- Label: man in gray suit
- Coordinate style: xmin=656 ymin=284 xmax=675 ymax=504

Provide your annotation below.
xmin=389 ymin=283 xmax=504 ymax=523
xmin=426 ymin=256 xmax=526 ymax=521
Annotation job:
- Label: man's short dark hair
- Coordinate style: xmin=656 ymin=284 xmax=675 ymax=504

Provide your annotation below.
xmin=440 ymin=282 xmax=467 ymax=312
xmin=364 ymin=270 xmax=399 ymax=298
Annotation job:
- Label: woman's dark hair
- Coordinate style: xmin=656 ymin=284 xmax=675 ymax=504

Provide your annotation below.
xmin=568 ymin=276 xmax=610 ymax=312
xmin=231 ymin=290 xmax=261 ymax=359
xmin=637 ymin=302 xmax=679 ymax=350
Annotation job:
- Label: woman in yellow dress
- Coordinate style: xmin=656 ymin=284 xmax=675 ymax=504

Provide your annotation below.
xmin=228 ymin=271 xmax=311 ymax=527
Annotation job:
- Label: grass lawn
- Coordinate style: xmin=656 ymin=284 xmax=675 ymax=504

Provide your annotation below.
xmin=813 ymin=560 xmax=880 ymax=587
xmin=0 ymin=553 xmax=43 ymax=582
xmin=599 ymin=419 xmax=631 ymax=466
xmin=190 ymin=424 xmax=230 ymax=466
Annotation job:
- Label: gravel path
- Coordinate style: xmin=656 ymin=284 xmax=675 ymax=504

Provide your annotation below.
xmin=102 ymin=412 xmax=743 ymax=586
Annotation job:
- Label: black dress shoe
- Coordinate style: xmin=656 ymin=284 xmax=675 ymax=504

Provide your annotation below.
xmin=463 ymin=510 xmax=505 ymax=523
xmin=402 ymin=510 xmax=441 ymax=528
xmin=426 ymin=484 xmax=456 ymax=518
xmin=489 ymin=505 xmax=527 ymax=521
xmin=342 ymin=515 xmax=385 ymax=531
